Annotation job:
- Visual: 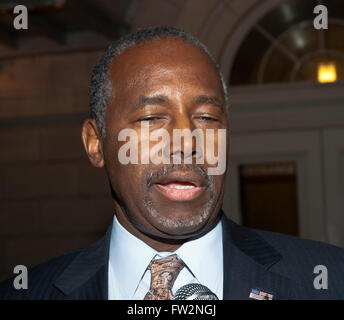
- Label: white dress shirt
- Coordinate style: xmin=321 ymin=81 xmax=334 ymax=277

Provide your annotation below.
xmin=108 ymin=215 xmax=223 ymax=300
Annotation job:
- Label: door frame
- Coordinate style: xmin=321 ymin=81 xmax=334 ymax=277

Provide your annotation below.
xmin=223 ymin=130 xmax=326 ymax=242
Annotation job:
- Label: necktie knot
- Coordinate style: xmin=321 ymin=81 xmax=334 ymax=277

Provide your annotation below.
xmin=144 ymin=254 xmax=184 ymax=300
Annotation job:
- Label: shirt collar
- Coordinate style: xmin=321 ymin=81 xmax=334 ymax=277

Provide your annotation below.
xmin=109 ymin=215 xmax=223 ymax=298
xmin=174 ymin=221 xmax=223 ymax=292
xmin=109 ymin=216 xmax=157 ymax=298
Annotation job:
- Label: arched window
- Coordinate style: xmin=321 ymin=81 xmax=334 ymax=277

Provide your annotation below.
xmin=230 ymin=0 xmax=344 ymax=85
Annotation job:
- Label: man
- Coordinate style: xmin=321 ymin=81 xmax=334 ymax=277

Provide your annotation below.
xmin=1 ymin=26 xmax=344 ymax=300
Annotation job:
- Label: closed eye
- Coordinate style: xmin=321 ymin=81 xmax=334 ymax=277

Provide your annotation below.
xmin=140 ymin=116 xmax=164 ymax=122
xmin=195 ymin=115 xmax=218 ymax=122
xmin=137 ymin=116 xmax=167 ymax=126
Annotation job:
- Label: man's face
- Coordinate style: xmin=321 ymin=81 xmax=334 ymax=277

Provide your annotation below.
xmin=102 ymin=38 xmax=229 ymax=240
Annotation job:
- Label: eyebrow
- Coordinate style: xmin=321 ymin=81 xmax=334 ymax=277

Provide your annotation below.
xmin=133 ymin=95 xmax=169 ymax=111
xmin=132 ymin=94 xmax=225 ymax=111
xmin=194 ymin=95 xmax=225 ymax=111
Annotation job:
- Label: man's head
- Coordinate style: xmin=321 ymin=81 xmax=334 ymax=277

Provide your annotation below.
xmin=82 ymin=26 xmax=229 ymax=248
xmin=89 ymin=26 xmax=229 ymax=138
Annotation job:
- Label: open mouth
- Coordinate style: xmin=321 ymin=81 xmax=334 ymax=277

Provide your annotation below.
xmin=152 ymin=171 xmax=207 ymax=202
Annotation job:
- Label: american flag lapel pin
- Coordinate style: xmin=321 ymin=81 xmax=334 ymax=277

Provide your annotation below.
xmin=249 ymin=288 xmax=273 ymax=300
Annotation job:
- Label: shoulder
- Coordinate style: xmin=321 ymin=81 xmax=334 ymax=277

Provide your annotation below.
xmin=253 ymin=229 xmax=344 ymax=298
xmin=0 ymin=248 xmax=81 ymax=300
xmin=254 ymin=228 xmax=344 ymax=264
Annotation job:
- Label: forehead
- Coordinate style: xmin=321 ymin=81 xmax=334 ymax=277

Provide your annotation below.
xmin=107 ymin=37 xmax=223 ymax=101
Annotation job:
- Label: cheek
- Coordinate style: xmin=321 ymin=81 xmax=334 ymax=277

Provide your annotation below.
xmin=116 ymin=164 xmax=144 ymax=188
xmin=214 ymin=175 xmax=226 ymax=197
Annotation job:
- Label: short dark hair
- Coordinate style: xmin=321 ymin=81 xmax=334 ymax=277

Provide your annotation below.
xmin=89 ymin=26 xmax=229 ymax=137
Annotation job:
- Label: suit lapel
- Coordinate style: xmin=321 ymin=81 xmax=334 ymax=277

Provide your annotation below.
xmin=53 ymin=224 xmax=112 ymax=299
xmin=221 ymin=215 xmax=293 ymax=300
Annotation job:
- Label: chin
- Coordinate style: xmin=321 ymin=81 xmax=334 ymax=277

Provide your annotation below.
xmin=146 ymin=206 xmax=213 ymax=237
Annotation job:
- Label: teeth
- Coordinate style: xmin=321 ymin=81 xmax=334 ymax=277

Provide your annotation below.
xmin=166 ymin=184 xmax=195 ymax=189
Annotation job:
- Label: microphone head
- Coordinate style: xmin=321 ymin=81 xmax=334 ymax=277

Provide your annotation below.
xmin=173 ymin=283 xmax=219 ymax=300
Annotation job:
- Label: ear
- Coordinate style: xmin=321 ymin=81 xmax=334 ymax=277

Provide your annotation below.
xmin=81 ymin=119 xmax=104 ymax=168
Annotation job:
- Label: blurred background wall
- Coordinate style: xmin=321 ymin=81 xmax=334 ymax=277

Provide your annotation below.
xmin=0 ymin=0 xmax=344 ymax=282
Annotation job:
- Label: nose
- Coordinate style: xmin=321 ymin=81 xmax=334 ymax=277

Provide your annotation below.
xmin=169 ymin=113 xmax=198 ymax=164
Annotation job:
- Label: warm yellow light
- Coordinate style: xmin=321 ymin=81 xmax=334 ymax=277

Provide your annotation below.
xmin=318 ymin=63 xmax=337 ymax=83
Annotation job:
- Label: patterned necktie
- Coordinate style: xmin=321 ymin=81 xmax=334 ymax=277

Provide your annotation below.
xmin=144 ymin=254 xmax=185 ymax=300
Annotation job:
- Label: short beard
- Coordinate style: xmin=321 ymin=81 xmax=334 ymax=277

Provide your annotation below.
xmin=143 ymin=165 xmax=215 ymax=231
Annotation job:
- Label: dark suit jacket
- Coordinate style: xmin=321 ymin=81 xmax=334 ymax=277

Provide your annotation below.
xmin=1 ymin=213 xmax=344 ymax=299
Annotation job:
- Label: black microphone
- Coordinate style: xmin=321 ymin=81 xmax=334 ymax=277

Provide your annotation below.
xmin=173 ymin=283 xmax=219 ymax=300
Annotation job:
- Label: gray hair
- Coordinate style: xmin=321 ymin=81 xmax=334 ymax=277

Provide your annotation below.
xmin=89 ymin=26 xmax=229 ymax=137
